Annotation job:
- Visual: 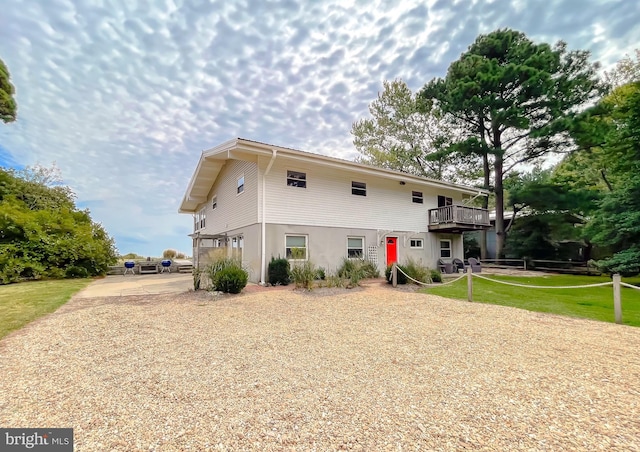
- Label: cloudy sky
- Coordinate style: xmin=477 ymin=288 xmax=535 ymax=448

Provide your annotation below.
xmin=1 ymin=0 xmax=638 ymax=257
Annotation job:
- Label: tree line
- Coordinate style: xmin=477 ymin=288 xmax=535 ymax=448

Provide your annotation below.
xmin=352 ymin=29 xmax=639 ymax=275
xmin=0 ymin=164 xmax=118 ymax=283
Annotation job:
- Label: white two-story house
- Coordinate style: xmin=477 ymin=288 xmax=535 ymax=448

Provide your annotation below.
xmin=179 ymin=138 xmax=490 ymax=283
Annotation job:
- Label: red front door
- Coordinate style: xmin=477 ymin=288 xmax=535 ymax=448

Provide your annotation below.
xmin=386 ymin=237 xmax=398 ymax=266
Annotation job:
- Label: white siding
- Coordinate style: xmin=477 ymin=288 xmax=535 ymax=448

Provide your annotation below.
xmin=198 ymin=160 xmax=258 ymax=234
xmin=264 ymin=159 xmax=466 ymax=231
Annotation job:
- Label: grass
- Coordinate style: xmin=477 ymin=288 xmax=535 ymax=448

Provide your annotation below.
xmin=0 ymin=278 xmax=93 ymax=340
xmin=424 ymin=274 xmax=640 ymax=327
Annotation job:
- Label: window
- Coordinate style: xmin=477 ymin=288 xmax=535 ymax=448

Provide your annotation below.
xmin=347 ymin=237 xmax=364 ymax=258
xmin=440 ymin=239 xmax=452 ymax=258
xmin=212 ymin=195 xmax=217 ymax=210
xmin=286 ymin=235 xmax=307 ymax=260
xmin=287 ymin=170 xmax=307 ymax=188
xmin=195 ymin=208 xmax=206 ymax=231
xmin=237 ymin=175 xmax=245 ymax=194
xmin=438 ymin=195 xmax=453 ymax=207
xmin=410 ymin=238 xmax=423 ymax=249
xmin=352 ymin=181 xmax=366 ymax=196
xmin=412 ymin=191 xmax=423 ymax=204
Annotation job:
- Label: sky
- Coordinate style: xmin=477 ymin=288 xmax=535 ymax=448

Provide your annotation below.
xmin=1 ymin=0 xmax=638 ymax=257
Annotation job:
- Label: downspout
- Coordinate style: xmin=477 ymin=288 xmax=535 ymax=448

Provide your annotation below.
xmin=260 ymin=149 xmax=278 ymax=285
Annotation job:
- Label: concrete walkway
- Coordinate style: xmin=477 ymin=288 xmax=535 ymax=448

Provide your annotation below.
xmin=75 ymin=273 xmax=193 ymax=298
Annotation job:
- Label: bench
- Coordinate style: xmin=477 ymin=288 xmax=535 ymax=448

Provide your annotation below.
xmin=138 ymin=264 xmax=159 ymax=274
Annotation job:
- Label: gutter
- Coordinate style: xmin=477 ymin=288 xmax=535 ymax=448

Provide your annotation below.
xmin=260 ymin=149 xmax=277 ymax=285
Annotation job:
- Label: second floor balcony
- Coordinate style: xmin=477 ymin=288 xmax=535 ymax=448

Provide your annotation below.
xmin=428 ymin=205 xmax=490 ymax=233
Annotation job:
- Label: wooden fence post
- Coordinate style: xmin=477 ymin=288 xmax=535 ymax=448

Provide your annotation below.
xmin=392 ymin=262 xmax=397 ymax=288
xmin=467 ymin=266 xmax=473 ymax=302
xmin=613 ymin=273 xmax=622 ymax=324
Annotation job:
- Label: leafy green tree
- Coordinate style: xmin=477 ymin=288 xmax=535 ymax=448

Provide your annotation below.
xmin=585 ymin=82 xmax=640 ymax=275
xmin=0 ymin=58 xmax=17 ymax=123
xmin=0 ymin=165 xmax=117 ymax=283
xmin=420 ymin=29 xmax=603 ymax=258
xmin=503 ymin=169 xmax=597 ymax=260
xmin=351 ymin=79 xmax=477 ymax=181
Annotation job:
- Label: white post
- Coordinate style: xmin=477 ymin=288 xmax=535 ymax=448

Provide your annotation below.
xmin=467 ymin=266 xmax=473 ymax=302
xmin=392 ymin=263 xmax=398 ymax=288
xmin=613 ymin=273 xmax=622 ymax=324
xmin=259 ymin=150 xmax=277 ymax=285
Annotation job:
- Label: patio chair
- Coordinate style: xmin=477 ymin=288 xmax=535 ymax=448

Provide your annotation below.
xmin=467 ymin=257 xmax=482 ymax=273
xmin=452 ymin=258 xmax=466 ymax=273
xmin=438 ymin=258 xmax=455 ymax=274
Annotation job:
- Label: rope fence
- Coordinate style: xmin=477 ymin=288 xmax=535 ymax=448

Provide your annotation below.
xmin=472 ymin=273 xmax=613 ymax=289
xmin=389 ymin=263 xmax=637 ymax=325
xmin=621 ymin=282 xmax=640 ymax=290
xmin=394 ymin=265 xmax=466 ymax=287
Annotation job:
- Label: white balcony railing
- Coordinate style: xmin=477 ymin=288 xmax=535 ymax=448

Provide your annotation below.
xmin=428 ymin=205 xmax=490 ymax=227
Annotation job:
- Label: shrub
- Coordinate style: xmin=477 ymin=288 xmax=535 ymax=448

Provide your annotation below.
xmin=0 ymin=263 xmax=23 ymax=284
xmin=193 ymin=268 xmax=202 ymax=291
xmin=121 ymin=252 xmax=144 ymax=260
xmin=337 ymin=258 xmax=380 ymax=287
xmin=65 ymin=265 xmax=89 ymax=278
xmin=206 ymin=258 xmax=248 ymax=293
xmin=207 ymin=257 xmax=239 ymax=278
xmin=594 ymin=250 xmax=640 ymax=277
xmin=315 ymin=267 xmax=326 ymax=280
xmin=430 ymin=269 xmax=442 ymax=283
xmin=163 ymin=249 xmax=177 ymax=259
xmin=268 ymin=257 xmax=290 ymax=286
xmin=213 ymin=266 xmax=248 ymax=294
xmin=403 ymin=258 xmax=432 ymax=284
xmin=359 ymin=260 xmax=380 ymax=278
xmin=19 ymin=261 xmax=46 ymax=280
xmin=324 ymin=272 xmax=346 ymax=288
xmin=290 ymin=260 xmax=316 ymax=290
xmin=45 ymin=267 xmax=66 ymax=280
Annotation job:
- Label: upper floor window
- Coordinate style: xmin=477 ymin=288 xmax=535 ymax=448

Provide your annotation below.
xmin=287 ymin=170 xmax=307 ymax=188
xmin=352 ymin=181 xmax=366 ymax=196
xmin=438 ymin=195 xmax=453 ymax=207
xmin=212 ymin=195 xmax=217 ymax=210
xmin=195 ymin=208 xmax=206 ymax=231
xmin=412 ymin=191 xmax=423 ymax=204
xmin=237 ymin=175 xmax=245 ymax=194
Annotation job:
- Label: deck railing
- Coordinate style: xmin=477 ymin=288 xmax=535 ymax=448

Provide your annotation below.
xmin=428 ymin=205 xmax=490 ymax=226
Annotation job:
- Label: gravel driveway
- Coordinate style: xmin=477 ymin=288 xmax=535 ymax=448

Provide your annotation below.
xmin=1 ymin=282 xmax=639 ymax=451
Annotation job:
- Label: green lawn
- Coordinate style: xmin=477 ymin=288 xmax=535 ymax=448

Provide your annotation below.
xmin=0 ymin=279 xmax=93 ymax=340
xmin=423 ymin=274 xmax=640 ymax=326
